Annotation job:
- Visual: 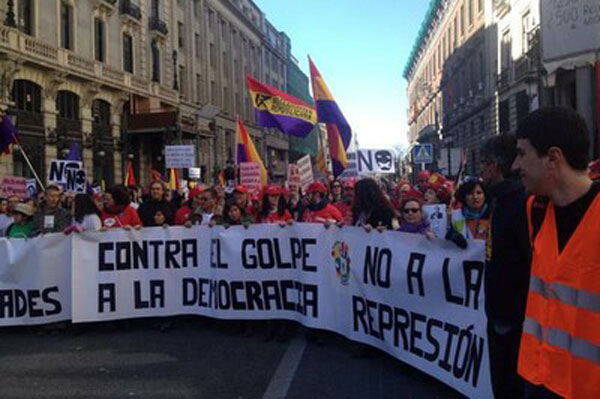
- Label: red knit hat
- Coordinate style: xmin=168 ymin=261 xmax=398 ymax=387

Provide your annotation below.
xmin=264 ymin=185 xmax=281 ymax=196
xmin=306 ymin=181 xmax=328 ymax=194
xmin=188 ymin=187 xmax=204 ymax=200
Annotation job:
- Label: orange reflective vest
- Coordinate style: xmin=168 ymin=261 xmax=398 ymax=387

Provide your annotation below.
xmin=519 ymin=194 xmax=600 ymax=398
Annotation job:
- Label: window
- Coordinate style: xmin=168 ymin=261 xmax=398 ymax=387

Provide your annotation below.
xmin=460 ymin=5 xmax=465 ymax=36
xmin=94 ymin=18 xmax=105 ymax=62
xmin=60 ymin=1 xmax=73 ymax=50
xmin=11 ymin=80 xmax=42 ymax=112
xmin=178 ymin=22 xmax=185 ymax=48
xmin=499 ymin=99 xmax=510 ymax=133
xmin=151 ymin=40 xmax=160 ymax=83
xmin=468 ymin=0 xmax=473 ymax=26
xmin=223 ymin=87 xmax=229 ymax=112
xmin=522 ymin=11 xmax=532 ymax=54
xmin=501 ymin=30 xmax=512 ymax=70
xmin=151 ymin=0 xmax=160 ymax=19
xmin=208 ymin=9 xmax=215 ymax=31
xmin=123 ymin=33 xmax=134 ymax=73
xmin=209 ymin=43 xmax=216 ymax=67
xmin=56 ymin=91 xmax=79 ymax=120
xmin=195 ymin=74 xmax=202 ymax=103
xmin=179 ymin=66 xmax=186 ymax=99
xmin=223 ymin=51 xmax=229 ymax=77
xmin=18 ymin=0 xmax=33 ymax=35
xmin=453 ymin=17 xmax=458 ymax=47
xmin=210 ymin=80 xmax=218 ymax=105
xmin=516 ymin=90 xmax=530 ymax=124
xmin=195 ymin=33 xmax=201 ymax=59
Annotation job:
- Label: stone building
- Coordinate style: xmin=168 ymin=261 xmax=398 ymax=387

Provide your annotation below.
xmin=0 ymin=0 xmax=294 ymax=187
xmin=405 ymin=0 xmax=495 ymax=176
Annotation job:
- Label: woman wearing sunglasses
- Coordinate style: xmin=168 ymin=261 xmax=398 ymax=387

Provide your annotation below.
xmin=397 ymin=193 xmax=435 ymax=240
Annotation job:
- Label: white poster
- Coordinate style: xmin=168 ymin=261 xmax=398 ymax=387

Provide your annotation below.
xmin=47 ymin=160 xmax=86 ymax=193
xmin=165 ymin=145 xmax=196 ymax=169
xmin=297 ymin=155 xmax=314 ymax=191
xmin=239 ymin=162 xmax=261 ymax=195
xmin=423 ymin=204 xmax=449 ymax=239
xmin=357 ymin=149 xmax=396 ymax=174
xmin=71 ymin=225 xmax=492 ymax=398
xmin=0 ymin=235 xmax=71 ymax=326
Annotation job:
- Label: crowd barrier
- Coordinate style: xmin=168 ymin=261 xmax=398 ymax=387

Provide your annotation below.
xmin=0 ymin=224 xmax=492 ymax=398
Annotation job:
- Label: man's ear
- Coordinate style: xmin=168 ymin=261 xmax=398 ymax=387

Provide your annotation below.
xmin=546 ymin=146 xmax=565 ymax=169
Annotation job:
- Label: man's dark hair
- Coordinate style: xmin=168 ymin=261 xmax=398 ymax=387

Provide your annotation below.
xmin=73 ymin=193 xmax=101 ymax=223
xmin=107 ymin=185 xmax=131 ymax=206
xmin=481 ymin=134 xmax=518 ymax=178
xmin=516 ymin=107 xmax=590 ymax=170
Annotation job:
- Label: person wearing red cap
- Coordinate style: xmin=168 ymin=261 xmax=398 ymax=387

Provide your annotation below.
xmin=301 ymin=181 xmax=342 ymax=223
xmin=174 ymin=186 xmax=204 ymax=225
xmin=260 ymin=185 xmax=293 ymax=224
xmin=234 ymin=185 xmax=257 ymax=222
xmin=333 ymin=179 xmax=355 ymax=224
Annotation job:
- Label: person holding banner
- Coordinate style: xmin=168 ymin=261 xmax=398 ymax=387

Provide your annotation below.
xmin=138 ymin=181 xmax=176 ymax=226
xmin=333 ymin=179 xmax=355 ymax=223
xmin=351 ymin=178 xmax=396 ymax=230
xmin=64 ymin=194 xmax=102 ymax=234
xmin=397 ymin=194 xmax=435 ymax=239
xmin=101 ymin=185 xmax=142 ymax=229
xmin=186 ymin=187 xmax=219 ymax=226
xmin=233 ymin=185 xmax=257 ymax=222
xmin=4 ymin=203 xmax=35 ymax=238
xmin=450 ymin=177 xmax=491 ymax=240
xmin=175 ymin=187 xmax=203 ymax=225
xmin=301 ymin=182 xmax=342 ymax=224
xmin=260 ymin=185 xmax=293 ymax=224
xmin=222 ymin=199 xmax=253 ymax=227
xmin=31 ymin=184 xmax=72 ymax=235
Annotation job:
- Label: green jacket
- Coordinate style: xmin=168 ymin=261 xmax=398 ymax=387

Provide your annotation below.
xmin=6 ymin=221 xmax=34 ymax=239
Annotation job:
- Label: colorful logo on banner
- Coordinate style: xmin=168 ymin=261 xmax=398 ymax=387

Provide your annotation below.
xmin=331 ymin=241 xmax=351 ymax=285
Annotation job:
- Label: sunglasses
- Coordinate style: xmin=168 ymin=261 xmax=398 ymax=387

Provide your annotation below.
xmin=403 ymin=208 xmax=421 ymax=214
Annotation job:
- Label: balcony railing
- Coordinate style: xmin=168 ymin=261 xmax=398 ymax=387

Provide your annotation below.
xmin=149 ymin=17 xmax=168 ymax=35
xmin=120 ymin=0 xmax=141 ymax=21
xmin=9 ymin=109 xmax=44 ymax=131
xmin=92 ymin=123 xmax=112 ymax=139
xmin=57 ymin=117 xmax=82 ymax=136
xmin=497 ymin=68 xmax=511 ymax=91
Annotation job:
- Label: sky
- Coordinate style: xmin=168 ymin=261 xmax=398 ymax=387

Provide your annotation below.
xmin=254 ymin=0 xmax=430 ymax=151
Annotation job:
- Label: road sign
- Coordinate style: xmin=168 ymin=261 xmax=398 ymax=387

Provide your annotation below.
xmin=412 ymin=144 xmax=434 ymax=164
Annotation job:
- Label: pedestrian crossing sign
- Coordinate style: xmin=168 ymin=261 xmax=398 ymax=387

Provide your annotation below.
xmin=412 ymin=144 xmax=434 ymax=164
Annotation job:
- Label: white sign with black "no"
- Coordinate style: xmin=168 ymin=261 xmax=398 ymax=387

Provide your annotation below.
xmin=356 ymin=149 xmax=395 ymax=174
xmin=48 ymin=160 xmax=87 ymax=193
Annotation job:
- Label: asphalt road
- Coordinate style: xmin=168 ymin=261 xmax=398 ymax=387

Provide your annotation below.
xmin=0 ymin=317 xmax=465 ymax=399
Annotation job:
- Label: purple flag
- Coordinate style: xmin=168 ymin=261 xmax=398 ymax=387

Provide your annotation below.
xmin=66 ymin=142 xmax=82 ymax=161
xmin=0 ymin=115 xmax=18 ymax=154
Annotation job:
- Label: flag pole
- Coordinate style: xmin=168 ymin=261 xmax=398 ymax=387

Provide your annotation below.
xmin=3 ymin=117 xmax=46 ymax=190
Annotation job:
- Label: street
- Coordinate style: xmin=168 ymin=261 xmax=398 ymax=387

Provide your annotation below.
xmin=0 ymin=317 xmax=465 ymax=399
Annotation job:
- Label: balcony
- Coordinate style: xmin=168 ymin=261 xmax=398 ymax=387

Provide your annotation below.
xmin=9 ymin=109 xmax=44 ymax=133
xmin=149 ymin=17 xmax=168 ymax=36
xmin=57 ymin=117 xmax=82 ymax=136
xmin=120 ymin=0 xmax=141 ymax=21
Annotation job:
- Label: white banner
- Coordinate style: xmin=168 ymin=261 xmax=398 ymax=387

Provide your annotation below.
xmin=357 ymin=149 xmax=396 ymax=174
xmin=0 ymin=235 xmax=71 ymax=326
xmin=165 ymin=145 xmax=196 ymax=169
xmin=70 ymin=225 xmax=491 ymax=398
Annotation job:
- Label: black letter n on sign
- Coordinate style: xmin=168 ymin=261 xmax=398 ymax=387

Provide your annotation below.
xmin=407 ymin=253 xmax=425 ymax=296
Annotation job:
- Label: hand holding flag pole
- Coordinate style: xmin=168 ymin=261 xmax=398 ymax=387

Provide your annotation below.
xmin=0 ymin=113 xmax=45 ymax=191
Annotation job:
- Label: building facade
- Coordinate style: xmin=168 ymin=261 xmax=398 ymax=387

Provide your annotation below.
xmin=0 ymin=0 xmax=296 ymax=188
xmin=406 ymin=0 xmax=599 ymax=176
xmin=405 ymin=0 xmax=494 ymax=176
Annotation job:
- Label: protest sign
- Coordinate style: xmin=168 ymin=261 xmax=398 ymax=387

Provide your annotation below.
xmin=287 ymin=164 xmax=300 ymax=193
xmin=165 ymin=145 xmax=196 ymax=168
xmin=297 ymin=155 xmax=314 ymax=191
xmin=188 ymin=167 xmax=201 ymax=179
xmin=239 ymin=162 xmax=262 ymax=194
xmin=423 ymin=204 xmax=448 ymax=239
xmin=26 ymin=179 xmax=37 ymax=198
xmin=0 ymin=175 xmax=27 ymax=199
xmin=69 ymin=225 xmax=491 ymax=398
xmin=0 ymin=235 xmax=71 ymax=326
xmin=357 ymin=149 xmax=395 ymax=174
xmin=47 ymin=160 xmax=86 ymax=193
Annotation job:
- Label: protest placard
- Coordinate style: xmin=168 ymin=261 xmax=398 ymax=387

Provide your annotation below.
xmin=356 ymin=149 xmax=395 ymax=174
xmin=165 ymin=145 xmax=196 ymax=168
xmin=0 ymin=175 xmax=27 ymax=199
xmin=423 ymin=204 xmax=448 ymax=239
xmin=239 ymin=162 xmax=261 ymax=194
xmin=297 ymin=155 xmax=314 ymax=191
xmin=287 ymin=164 xmax=300 ymax=193
xmin=47 ymin=160 xmax=86 ymax=193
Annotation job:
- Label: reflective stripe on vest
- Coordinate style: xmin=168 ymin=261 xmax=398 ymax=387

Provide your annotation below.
xmin=523 ymin=317 xmax=600 ymax=365
xmin=529 ymin=275 xmax=600 ymax=313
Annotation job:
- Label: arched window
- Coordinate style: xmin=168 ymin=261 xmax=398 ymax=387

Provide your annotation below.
xmin=56 ymin=90 xmax=80 ymax=120
xmin=11 ymin=80 xmax=42 ymax=113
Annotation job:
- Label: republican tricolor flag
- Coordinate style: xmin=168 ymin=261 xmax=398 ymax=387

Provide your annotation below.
xmin=308 ymin=57 xmax=352 ymax=177
xmin=247 ymin=75 xmax=316 ymax=138
xmin=235 ymin=119 xmax=268 ymax=187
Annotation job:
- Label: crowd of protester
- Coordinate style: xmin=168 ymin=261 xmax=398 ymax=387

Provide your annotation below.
xmin=1 ymin=107 xmax=599 ymax=399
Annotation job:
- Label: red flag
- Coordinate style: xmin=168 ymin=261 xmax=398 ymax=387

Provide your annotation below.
xmin=125 ymin=161 xmax=136 ymax=187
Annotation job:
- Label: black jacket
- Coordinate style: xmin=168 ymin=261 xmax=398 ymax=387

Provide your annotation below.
xmin=354 ymin=207 xmax=397 ymax=229
xmin=485 ymin=178 xmax=531 ymax=328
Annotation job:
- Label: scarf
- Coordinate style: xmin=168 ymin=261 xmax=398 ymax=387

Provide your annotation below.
xmin=397 ymin=220 xmax=429 ymax=234
xmin=307 ymin=197 xmax=329 ymax=212
xmin=462 ymin=203 xmax=488 ymax=220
